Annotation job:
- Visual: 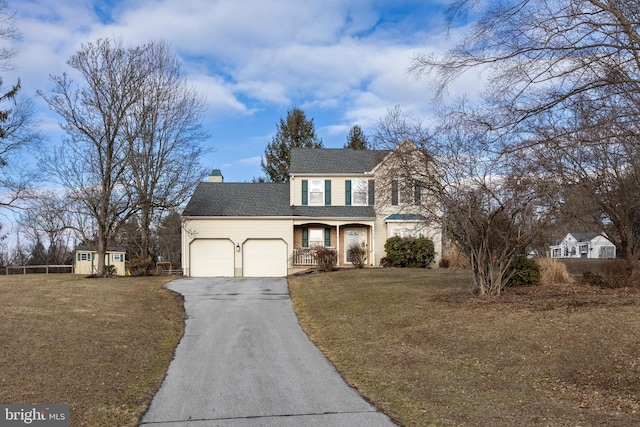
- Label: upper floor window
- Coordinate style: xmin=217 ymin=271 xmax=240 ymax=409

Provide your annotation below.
xmin=392 ymin=178 xmax=422 ymax=206
xmin=345 ymin=179 xmax=374 ymax=206
xmin=309 ymin=180 xmax=324 ymax=205
xmin=302 ymin=179 xmax=331 ymax=206
xmin=353 ymin=180 xmax=368 ymax=205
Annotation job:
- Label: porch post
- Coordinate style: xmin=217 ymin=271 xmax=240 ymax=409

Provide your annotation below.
xmin=336 ymin=223 xmax=341 ymax=266
xmin=371 ymin=221 xmax=375 ymax=266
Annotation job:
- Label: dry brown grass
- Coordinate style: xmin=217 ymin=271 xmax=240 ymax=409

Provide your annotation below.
xmin=0 ymin=274 xmax=184 ymax=427
xmin=537 ymin=257 xmax=575 ymax=285
xmin=440 ymin=244 xmax=468 ymax=269
xmin=289 ymin=268 xmax=640 ymax=427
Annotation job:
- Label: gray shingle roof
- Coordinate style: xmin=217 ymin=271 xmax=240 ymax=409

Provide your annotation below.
xmin=290 ymin=148 xmax=389 ymax=174
xmin=183 ymin=182 xmax=376 ymax=218
xmin=292 ymin=205 xmax=375 ymax=218
xmin=183 ymin=183 xmax=291 ymax=216
xmin=75 ymin=245 xmax=126 ymax=252
xmin=569 ymin=232 xmax=601 ymax=243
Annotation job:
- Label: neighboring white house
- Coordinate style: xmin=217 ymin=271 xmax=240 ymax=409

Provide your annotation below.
xmin=74 ymin=245 xmax=127 ymax=276
xmin=181 ymin=144 xmax=442 ymax=277
xmin=549 ymin=233 xmax=617 ymax=259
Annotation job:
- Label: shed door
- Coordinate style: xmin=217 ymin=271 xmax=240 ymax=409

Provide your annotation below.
xmin=243 ymin=239 xmax=288 ymax=277
xmin=190 ymin=239 xmax=234 ymax=277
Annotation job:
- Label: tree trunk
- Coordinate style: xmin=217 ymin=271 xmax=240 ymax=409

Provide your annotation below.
xmin=96 ymin=233 xmax=107 ymax=277
xmin=140 ymin=204 xmax=151 ymax=262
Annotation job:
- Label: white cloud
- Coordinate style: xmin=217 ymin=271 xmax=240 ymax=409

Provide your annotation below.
xmin=8 ymin=0 xmax=478 ymax=182
xmin=188 ymin=74 xmax=248 ymax=114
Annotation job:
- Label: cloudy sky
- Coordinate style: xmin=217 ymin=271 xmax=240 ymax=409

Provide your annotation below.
xmin=8 ymin=0 xmax=469 ymax=182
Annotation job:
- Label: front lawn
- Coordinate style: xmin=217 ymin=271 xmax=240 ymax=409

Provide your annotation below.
xmin=289 ymin=268 xmax=640 ymax=426
xmin=0 ymin=274 xmax=184 ymax=427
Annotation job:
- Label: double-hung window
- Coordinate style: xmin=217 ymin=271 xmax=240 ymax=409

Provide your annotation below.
xmin=345 ymin=179 xmax=374 ymax=206
xmin=352 ymin=179 xmax=368 ymax=205
xmin=309 ymin=180 xmax=324 ymax=205
xmin=392 ymin=178 xmax=422 ymax=205
xmin=302 ymin=227 xmax=332 ymax=247
xmin=308 ymin=229 xmax=324 ymax=247
xmin=302 ymin=179 xmax=331 ymax=205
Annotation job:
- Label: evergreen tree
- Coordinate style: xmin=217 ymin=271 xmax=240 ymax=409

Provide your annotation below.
xmin=261 ymin=108 xmax=323 ymax=183
xmin=344 ymin=124 xmax=369 ymax=149
xmin=27 ymin=240 xmax=47 ymax=265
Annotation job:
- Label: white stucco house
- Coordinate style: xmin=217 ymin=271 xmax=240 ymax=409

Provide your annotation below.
xmin=549 ymin=232 xmax=617 ymax=259
xmin=181 ymin=144 xmax=442 ymax=277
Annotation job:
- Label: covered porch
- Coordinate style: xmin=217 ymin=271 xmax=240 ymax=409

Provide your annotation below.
xmin=292 ymin=220 xmax=376 ymax=267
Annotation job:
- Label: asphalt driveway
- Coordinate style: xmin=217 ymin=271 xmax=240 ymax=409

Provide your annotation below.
xmin=139 ymin=277 xmax=397 ymax=426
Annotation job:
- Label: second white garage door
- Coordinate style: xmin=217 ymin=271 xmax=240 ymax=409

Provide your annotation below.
xmin=243 ymin=239 xmax=288 ymax=277
xmin=190 ymin=239 xmax=235 ymax=277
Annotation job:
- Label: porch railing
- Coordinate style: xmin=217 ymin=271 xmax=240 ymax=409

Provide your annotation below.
xmin=292 ymin=247 xmax=336 ymax=266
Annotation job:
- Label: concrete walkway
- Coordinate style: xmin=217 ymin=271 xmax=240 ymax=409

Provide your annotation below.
xmin=139 ymin=277 xmax=397 ymax=426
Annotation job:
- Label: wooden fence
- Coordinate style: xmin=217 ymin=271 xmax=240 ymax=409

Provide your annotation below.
xmin=0 ymin=265 xmax=74 ymax=275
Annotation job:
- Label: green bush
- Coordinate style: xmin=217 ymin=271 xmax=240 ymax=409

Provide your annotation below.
xmin=383 ymin=236 xmax=435 ymax=268
xmin=380 ymin=256 xmax=394 ymax=268
xmin=507 ymin=256 xmax=541 ymax=286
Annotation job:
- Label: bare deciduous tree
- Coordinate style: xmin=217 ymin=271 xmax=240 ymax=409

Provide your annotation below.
xmin=18 ymin=190 xmax=75 ymax=265
xmin=39 ymin=39 xmax=209 ymax=276
xmin=39 ymin=39 xmax=150 ymax=276
xmin=375 ymin=106 xmax=551 ymax=296
xmin=413 ymin=0 xmax=640 ymax=273
xmin=531 ymin=95 xmax=640 ymax=265
xmin=413 ymin=0 xmax=640 ymax=127
xmin=0 ymin=0 xmax=40 ymax=211
xmin=123 ymin=41 xmax=208 ymax=261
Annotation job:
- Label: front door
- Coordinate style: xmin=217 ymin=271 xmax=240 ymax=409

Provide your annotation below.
xmin=345 ymin=228 xmax=367 ymax=263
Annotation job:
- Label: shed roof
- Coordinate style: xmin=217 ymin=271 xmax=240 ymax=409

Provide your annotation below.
xmin=75 ymin=245 xmax=126 ymax=253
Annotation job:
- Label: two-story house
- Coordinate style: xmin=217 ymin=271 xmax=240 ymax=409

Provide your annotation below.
xmin=181 ymin=143 xmax=442 ymax=277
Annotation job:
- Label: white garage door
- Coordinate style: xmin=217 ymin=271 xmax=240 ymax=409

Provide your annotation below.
xmin=190 ymin=239 xmax=234 ymax=277
xmin=243 ymin=239 xmax=288 ymax=277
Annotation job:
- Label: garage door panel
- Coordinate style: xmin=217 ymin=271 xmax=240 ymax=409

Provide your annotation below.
xmin=243 ymin=239 xmax=287 ymax=277
xmin=190 ymin=239 xmax=234 ymax=277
